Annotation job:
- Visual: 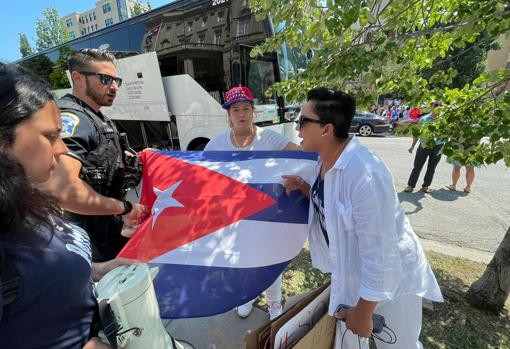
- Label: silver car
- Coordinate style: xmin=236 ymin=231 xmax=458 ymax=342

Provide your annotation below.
xmin=350 ymin=111 xmax=391 ymax=136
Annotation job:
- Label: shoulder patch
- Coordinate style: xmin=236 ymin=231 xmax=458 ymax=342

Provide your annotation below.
xmin=60 ymin=112 xmax=80 ymax=138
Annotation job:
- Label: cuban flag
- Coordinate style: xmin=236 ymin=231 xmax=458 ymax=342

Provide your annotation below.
xmin=118 ymin=150 xmax=317 ymax=318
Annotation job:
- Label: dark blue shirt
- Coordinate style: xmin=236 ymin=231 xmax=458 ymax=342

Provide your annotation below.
xmin=311 ymin=174 xmax=329 ymax=246
xmin=0 ymin=217 xmax=95 ymax=349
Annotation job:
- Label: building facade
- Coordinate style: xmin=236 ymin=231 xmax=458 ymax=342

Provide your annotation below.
xmin=62 ymin=0 xmax=147 ymax=39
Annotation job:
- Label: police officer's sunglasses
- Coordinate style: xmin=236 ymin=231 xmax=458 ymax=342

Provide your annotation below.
xmin=78 ymin=71 xmax=123 ymax=87
xmin=296 ymin=114 xmax=326 ymax=128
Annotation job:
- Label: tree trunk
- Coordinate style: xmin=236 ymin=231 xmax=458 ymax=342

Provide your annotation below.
xmin=466 ymin=225 xmax=510 ymax=313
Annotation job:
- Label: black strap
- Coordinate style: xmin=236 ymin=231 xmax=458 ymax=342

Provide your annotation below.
xmin=97 ymin=299 xmax=119 ymax=349
xmin=0 ymin=242 xmax=22 ymax=323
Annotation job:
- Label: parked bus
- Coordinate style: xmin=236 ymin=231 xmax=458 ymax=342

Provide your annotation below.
xmin=15 ymin=0 xmax=307 ymax=150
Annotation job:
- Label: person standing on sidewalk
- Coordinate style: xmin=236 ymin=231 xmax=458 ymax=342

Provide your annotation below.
xmin=404 ymin=100 xmax=444 ymax=193
xmin=205 ymin=86 xmax=299 ymax=320
xmin=0 ymin=63 xmax=131 ymax=349
xmin=42 ymin=49 xmax=148 ymax=262
xmin=282 ymin=88 xmax=443 ymax=349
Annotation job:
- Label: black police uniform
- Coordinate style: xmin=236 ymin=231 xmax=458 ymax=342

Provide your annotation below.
xmin=58 ymin=94 xmax=128 ymax=262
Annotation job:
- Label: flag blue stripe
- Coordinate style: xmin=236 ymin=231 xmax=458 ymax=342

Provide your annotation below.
xmin=244 ymin=183 xmax=309 ymax=224
xmin=154 ymin=150 xmax=318 ymax=161
xmin=153 ymin=261 xmax=288 ymax=318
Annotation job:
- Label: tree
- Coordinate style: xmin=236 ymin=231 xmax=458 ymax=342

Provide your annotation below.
xmin=130 ymin=1 xmax=150 ymax=16
xmin=35 ymin=7 xmax=70 ymax=51
xmin=421 ymin=31 xmax=499 ymax=89
xmin=48 ymin=46 xmax=73 ymax=90
xmin=18 ymin=33 xmax=33 ymax=57
xmin=250 ymin=0 xmax=510 ymax=312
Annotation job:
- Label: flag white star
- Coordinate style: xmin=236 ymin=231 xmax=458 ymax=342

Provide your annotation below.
xmin=151 ymin=180 xmax=185 ymax=228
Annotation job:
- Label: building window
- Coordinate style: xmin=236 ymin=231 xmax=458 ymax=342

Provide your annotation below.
xmin=213 ymin=30 xmax=222 ymax=45
xmin=217 ymin=11 xmax=224 ymax=22
xmin=117 ymin=0 xmax=128 ymax=21
xmin=66 ymin=19 xmax=73 ymax=27
xmin=238 ymin=19 xmax=250 ymax=36
xmin=103 ymin=3 xmax=112 ymax=13
xmin=187 ymin=21 xmax=193 ymax=32
xmin=85 ymin=16 xmax=89 ymax=23
xmin=93 ymin=12 xmax=96 ymax=20
xmin=165 ymin=25 xmax=172 ymax=31
xmin=198 ymin=33 xmax=206 ymax=45
xmin=178 ymin=37 xmax=190 ymax=45
xmin=105 ymin=18 xmax=114 ymax=26
xmin=95 ymin=24 xmax=98 ymax=30
xmin=70 ymin=31 xmax=75 ymax=38
xmin=89 ymin=14 xmax=93 ymax=21
xmin=201 ymin=17 xmax=207 ymax=27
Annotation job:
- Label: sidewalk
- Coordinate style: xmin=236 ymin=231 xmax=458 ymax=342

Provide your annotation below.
xmin=162 ymin=237 xmax=494 ymax=349
xmin=420 ymin=237 xmax=494 ymax=264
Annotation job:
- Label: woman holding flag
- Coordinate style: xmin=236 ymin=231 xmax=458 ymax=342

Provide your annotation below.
xmin=283 ymin=88 xmax=443 ymax=349
xmin=205 ymin=86 xmax=299 ymax=320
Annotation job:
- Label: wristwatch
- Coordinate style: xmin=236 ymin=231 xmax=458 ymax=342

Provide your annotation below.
xmin=119 ymin=200 xmax=133 ymax=216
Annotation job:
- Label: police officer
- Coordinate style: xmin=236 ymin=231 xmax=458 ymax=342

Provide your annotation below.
xmin=43 ymin=49 xmax=148 ymax=262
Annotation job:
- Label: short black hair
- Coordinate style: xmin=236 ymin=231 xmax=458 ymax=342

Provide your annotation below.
xmin=307 ymin=88 xmax=356 ymax=139
xmin=68 ymin=48 xmax=116 ymax=72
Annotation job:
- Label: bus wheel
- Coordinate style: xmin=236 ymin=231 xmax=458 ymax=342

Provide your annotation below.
xmin=188 ymin=138 xmax=209 ymax=150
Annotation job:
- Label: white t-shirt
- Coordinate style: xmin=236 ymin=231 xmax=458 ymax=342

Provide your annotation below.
xmin=204 ymin=126 xmax=289 ymax=151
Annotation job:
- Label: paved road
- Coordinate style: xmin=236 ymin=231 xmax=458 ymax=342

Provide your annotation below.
xmin=357 ymin=135 xmax=510 ymax=253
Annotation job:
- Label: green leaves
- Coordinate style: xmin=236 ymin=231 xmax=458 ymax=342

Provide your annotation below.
xmin=251 ymin=0 xmax=510 ymax=166
xmin=35 ymin=7 xmax=70 ymax=51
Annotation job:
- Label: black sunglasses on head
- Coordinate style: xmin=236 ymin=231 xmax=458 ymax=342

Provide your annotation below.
xmin=296 ymin=114 xmax=326 ymax=128
xmin=78 ymin=71 xmax=123 ymax=87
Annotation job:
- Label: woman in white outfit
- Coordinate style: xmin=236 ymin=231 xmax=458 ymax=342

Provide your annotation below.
xmin=283 ymin=88 xmax=443 ymax=349
xmin=205 ymin=86 xmax=299 ymax=320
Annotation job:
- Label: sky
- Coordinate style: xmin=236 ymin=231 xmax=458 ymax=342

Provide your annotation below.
xmin=0 ymin=0 xmax=171 ymax=63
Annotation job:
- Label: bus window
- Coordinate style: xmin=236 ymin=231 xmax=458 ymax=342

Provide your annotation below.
xmin=240 ymin=45 xmax=280 ymax=124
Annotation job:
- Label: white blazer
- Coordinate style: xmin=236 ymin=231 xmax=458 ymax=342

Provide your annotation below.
xmin=307 ymin=136 xmax=443 ymax=315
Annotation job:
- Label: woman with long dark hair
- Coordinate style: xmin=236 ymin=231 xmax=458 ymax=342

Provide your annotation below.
xmin=0 ymin=63 xmax=126 ymax=348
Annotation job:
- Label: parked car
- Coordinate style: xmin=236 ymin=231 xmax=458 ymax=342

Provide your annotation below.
xmin=350 ymin=111 xmax=391 ymax=136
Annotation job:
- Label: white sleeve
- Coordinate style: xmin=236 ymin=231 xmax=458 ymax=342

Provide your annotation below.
xmin=203 ymin=138 xmax=216 ymax=150
xmin=351 ymin=170 xmax=404 ymax=302
xmin=262 ymin=129 xmax=290 ymax=150
xmin=204 ymin=131 xmax=228 ymax=151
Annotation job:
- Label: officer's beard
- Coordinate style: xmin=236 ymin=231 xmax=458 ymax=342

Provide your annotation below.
xmin=85 ymin=79 xmax=114 ymax=107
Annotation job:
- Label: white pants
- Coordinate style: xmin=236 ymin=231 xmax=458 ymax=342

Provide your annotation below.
xmin=334 ymin=295 xmax=424 ymax=349
xmin=241 ymin=274 xmax=282 ymax=307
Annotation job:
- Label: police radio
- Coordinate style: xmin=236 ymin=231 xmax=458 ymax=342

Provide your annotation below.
xmin=118 ymin=133 xmax=143 ymax=194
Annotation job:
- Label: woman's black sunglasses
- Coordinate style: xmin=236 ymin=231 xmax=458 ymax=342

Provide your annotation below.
xmin=78 ymin=71 xmax=123 ymax=87
xmin=296 ymin=114 xmax=326 ymax=128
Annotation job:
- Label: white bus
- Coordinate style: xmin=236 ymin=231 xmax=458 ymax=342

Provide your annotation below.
xmin=15 ymin=0 xmax=307 ymax=150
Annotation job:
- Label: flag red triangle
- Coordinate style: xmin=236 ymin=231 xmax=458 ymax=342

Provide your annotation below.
xmin=118 ymin=151 xmax=276 ymax=261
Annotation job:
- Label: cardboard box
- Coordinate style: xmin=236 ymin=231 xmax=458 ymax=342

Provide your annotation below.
xmin=291 ymin=312 xmax=335 ymax=349
xmin=245 ymin=282 xmax=334 ymax=349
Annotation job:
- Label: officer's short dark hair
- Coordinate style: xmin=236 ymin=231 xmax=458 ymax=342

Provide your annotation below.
xmin=68 ymin=49 xmax=116 ymax=73
xmin=306 ymin=88 xmax=356 ymax=139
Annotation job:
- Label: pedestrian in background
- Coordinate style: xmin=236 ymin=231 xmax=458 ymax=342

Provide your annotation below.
xmin=404 ymin=100 xmax=444 ymax=193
